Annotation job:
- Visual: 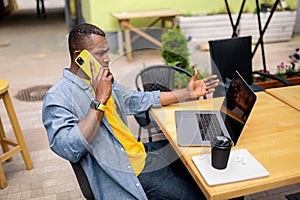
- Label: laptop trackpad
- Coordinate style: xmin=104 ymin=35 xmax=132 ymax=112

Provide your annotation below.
xmin=176 ymin=117 xmax=202 ymax=146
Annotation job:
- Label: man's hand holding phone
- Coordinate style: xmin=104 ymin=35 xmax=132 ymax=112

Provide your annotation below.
xmin=75 ymin=49 xmax=113 ymax=105
xmin=90 ymin=58 xmax=113 ymax=106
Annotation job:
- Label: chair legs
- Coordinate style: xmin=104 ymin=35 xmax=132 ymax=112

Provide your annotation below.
xmin=0 ymin=163 xmax=5 ymax=188
xmin=147 ymin=127 xmax=153 ymax=142
xmin=0 ymin=82 xmax=33 ymax=188
xmin=0 ymin=118 xmax=9 ymax=188
xmin=2 ymin=92 xmax=33 ymax=170
xmin=137 ymin=126 xmax=153 ymax=142
xmin=0 ymin=118 xmax=12 ymax=162
xmin=137 ymin=124 xmax=163 ymax=142
xmin=137 ymin=126 xmax=142 ymax=142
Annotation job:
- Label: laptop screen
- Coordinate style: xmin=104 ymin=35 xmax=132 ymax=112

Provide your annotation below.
xmin=220 ymin=71 xmax=257 ymax=145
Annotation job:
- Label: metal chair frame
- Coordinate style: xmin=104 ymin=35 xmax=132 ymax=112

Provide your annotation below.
xmin=134 ymin=65 xmax=192 ymax=142
xmin=70 ymin=161 xmax=95 ymax=200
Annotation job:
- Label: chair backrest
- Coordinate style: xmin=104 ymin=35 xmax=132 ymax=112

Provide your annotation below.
xmin=135 ymin=65 xmax=192 ymax=92
xmin=209 ymin=36 xmax=253 ymax=97
xmin=134 ymin=65 xmax=193 ymax=135
xmin=70 ymin=161 xmax=95 ymax=200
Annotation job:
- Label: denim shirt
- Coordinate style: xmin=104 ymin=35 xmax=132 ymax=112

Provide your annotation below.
xmin=42 ymin=69 xmax=161 ymax=199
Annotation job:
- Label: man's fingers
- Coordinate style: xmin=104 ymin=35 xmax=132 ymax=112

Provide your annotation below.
xmin=207 ymin=74 xmax=218 ymax=79
xmin=203 ymin=75 xmax=219 ymax=87
xmin=203 ymin=74 xmax=217 ymax=81
xmin=193 ymin=68 xmax=198 ymax=76
xmin=205 ymin=79 xmax=219 ymax=87
xmin=101 ymin=68 xmax=114 ymax=83
xmin=90 ymin=60 xmax=97 ymax=77
xmin=207 ymin=88 xmax=215 ymax=94
xmin=190 ymin=68 xmax=198 ymax=82
xmin=207 ymin=80 xmax=219 ymax=87
xmin=202 ymin=74 xmax=219 ymax=95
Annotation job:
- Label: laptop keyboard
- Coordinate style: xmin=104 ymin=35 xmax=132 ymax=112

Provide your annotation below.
xmin=196 ymin=113 xmax=224 ymax=141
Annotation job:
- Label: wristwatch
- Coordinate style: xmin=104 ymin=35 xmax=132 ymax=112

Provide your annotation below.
xmin=90 ymin=99 xmax=107 ymax=112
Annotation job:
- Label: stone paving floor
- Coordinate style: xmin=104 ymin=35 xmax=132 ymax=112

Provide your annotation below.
xmin=0 ymin=1 xmax=299 ymax=199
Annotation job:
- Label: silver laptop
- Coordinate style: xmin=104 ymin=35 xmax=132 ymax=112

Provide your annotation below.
xmin=175 ymin=71 xmax=257 ymax=146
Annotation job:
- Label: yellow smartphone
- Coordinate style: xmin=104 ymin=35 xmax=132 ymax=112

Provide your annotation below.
xmin=75 ymin=49 xmax=102 ymax=79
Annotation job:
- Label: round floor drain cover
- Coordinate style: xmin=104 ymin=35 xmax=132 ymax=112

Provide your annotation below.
xmin=15 ymin=85 xmax=52 ymax=102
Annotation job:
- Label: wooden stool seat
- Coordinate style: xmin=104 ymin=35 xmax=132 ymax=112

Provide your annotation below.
xmin=0 ymin=80 xmax=33 ymax=189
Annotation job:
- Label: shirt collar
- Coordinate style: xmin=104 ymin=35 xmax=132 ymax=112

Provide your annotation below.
xmin=63 ymin=68 xmax=90 ymax=90
xmin=62 ymin=68 xmax=117 ymax=90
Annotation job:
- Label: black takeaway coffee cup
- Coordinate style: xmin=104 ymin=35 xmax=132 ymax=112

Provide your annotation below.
xmin=210 ymin=136 xmax=233 ymax=169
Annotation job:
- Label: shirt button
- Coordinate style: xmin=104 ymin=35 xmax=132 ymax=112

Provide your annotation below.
xmin=136 ymin=183 xmax=140 ymax=187
xmin=120 ymin=148 xmax=124 ymax=151
xmin=127 ymin=165 xmax=131 ymax=169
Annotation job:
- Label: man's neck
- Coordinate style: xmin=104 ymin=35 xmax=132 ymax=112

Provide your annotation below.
xmin=70 ymin=64 xmax=89 ymax=80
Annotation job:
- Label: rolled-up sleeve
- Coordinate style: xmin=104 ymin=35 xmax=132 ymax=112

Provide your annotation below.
xmin=112 ymin=82 xmax=162 ymax=115
xmin=42 ymin=90 xmax=91 ymax=163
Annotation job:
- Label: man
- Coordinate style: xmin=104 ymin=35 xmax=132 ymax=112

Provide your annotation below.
xmin=289 ymin=48 xmax=299 ymax=63
xmin=42 ymin=23 xmax=218 ymax=200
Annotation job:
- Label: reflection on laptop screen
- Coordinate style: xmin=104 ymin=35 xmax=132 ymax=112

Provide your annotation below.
xmin=220 ymin=71 xmax=257 ymax=144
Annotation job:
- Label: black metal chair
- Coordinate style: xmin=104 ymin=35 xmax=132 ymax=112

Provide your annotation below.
xmin=70 ymin=161 xmax=95 ymax=200
xmin=134 ymin=65 xmax=192 ymax=142
xmin=208 ymin=36 xmax=291 ymax=97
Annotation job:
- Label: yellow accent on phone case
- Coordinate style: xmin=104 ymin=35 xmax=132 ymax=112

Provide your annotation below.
xmin=75 ymin=49 xmax=102 ymax=79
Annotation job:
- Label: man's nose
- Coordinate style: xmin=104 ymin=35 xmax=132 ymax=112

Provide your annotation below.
xmin=103 ymin=53 xmax=110 ymax=63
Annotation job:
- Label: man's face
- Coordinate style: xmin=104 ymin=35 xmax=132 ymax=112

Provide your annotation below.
xmin=87 ymin=34 xmax=110 ymax=68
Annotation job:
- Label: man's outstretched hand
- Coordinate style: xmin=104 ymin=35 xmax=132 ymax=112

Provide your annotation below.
xmin=187 ymin=68 xmax=219 ymax=98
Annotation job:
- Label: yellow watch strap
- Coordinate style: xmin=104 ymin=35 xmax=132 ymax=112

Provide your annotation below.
xmin=97 ymin=103 xmax=107 ymax=112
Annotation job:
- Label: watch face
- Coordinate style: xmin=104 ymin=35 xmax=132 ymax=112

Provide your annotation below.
xmin=91 ymin=99 xmax=100 ymax=109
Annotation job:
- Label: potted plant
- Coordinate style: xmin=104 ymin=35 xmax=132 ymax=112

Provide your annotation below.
xmin=161 ymin=28 xmax=190 ymax=69
xmin=161 ymin=28 xmax=207 ymax=88
xmin=254 ymin=61 xmax=300 ymax=89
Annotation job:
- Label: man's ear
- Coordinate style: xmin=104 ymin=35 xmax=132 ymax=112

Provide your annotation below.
xmin=73 ymin=50 xmax=81 ymax=61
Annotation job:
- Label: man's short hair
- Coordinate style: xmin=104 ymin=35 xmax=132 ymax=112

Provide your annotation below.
xmin=68 ymin=23 xmax=106 ymax=59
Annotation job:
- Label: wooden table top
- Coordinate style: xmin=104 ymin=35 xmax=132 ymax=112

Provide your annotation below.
xmin=150 ymin=92 xmax=300 ymax=200
xmin=266 ymin=85 xmax=300 ymax=111
xmin=111 ymin=9 xmax=182 ymax=20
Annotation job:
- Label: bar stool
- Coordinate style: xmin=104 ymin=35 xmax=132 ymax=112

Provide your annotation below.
xmin=0 ymin=80 xmax=33 ymax=188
